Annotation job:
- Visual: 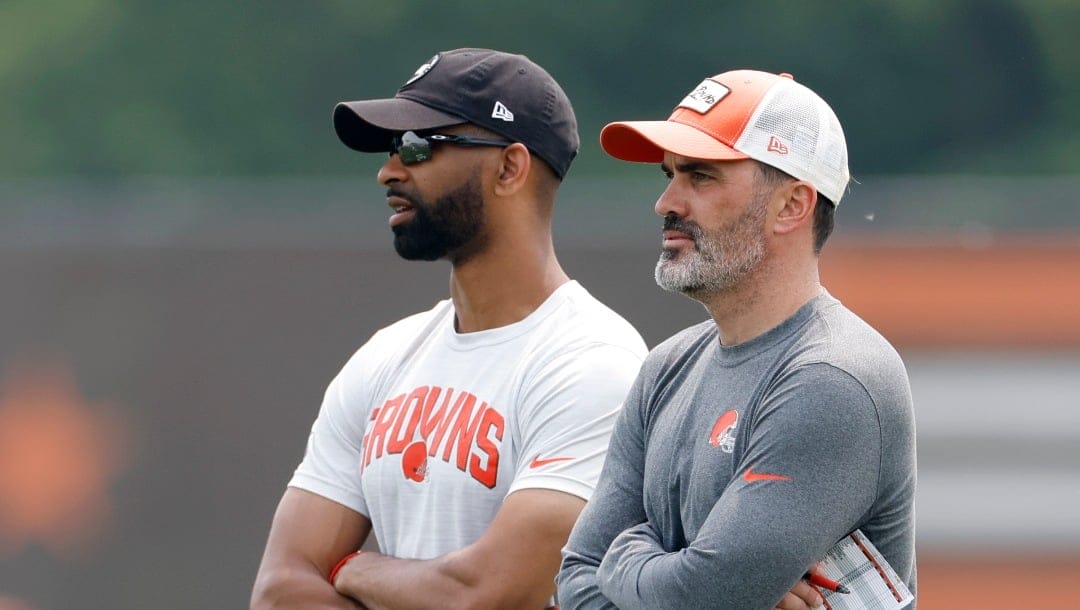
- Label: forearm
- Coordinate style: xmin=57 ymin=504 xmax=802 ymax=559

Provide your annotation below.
xmin=333 ymin=550 xmax=488 ymax=610
xmin=557 ymin=498 xmax=643 ymax=610
xmin=252 ymin=563 xmax=365 ymax=610
xmin=595 ymin=523 xmax=691 ymax=610
xmin=557 ymin=551 xmax=618 ymax=610
xmin=600 ymin=524 xmax=809 ymax=610
xmin=251 ymin=489 xmax=373 ymax=610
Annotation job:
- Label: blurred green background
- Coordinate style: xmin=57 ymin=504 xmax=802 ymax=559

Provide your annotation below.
xmin=3 ymin=0 xmax=1078 ymax=179
xmin=2 ymin=1 xmax=1079 ymax=609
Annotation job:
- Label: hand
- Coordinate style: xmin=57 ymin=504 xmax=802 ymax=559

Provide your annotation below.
xmin=773 ymin=563 xmax=825 ymax=610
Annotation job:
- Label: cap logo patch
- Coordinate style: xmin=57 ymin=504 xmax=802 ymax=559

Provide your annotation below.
xmin=491 ymin=101 xmax=514 ymax=122
xmin=405 ymin=54 xmax=440 ymax=85
xmin=677 ymin=78 xmax=731 ymax=114
xmin=767 ymin=136 xmax=789 ymax=154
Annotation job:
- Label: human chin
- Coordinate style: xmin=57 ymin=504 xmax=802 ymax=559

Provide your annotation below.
xmin=391 ymin=177 xmax=484 ymax=262
xmin=654 ymin=250 xmax=708 ymax=294
xmin=392 ymin=207 xmax=449 ymax=261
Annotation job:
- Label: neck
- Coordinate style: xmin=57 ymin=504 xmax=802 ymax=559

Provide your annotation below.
xmin=448 ymin=227 xmax=569 ymax=333
xmin=700 ymin=254 xmax=823 ymax=346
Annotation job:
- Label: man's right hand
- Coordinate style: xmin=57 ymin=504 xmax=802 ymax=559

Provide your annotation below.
xmin=773 ymin=563 xmax=827 ymax=610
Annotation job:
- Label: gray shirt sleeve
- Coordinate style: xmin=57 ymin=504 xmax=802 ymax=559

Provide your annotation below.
xmin=557 ymin=373 xmax=649 ymax=610
xmin=561 ymin=363 xmax=884 ymax=609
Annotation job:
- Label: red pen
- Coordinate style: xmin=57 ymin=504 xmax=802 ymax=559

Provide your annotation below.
xmin=806 ymin=572 xmax=851 ymax=594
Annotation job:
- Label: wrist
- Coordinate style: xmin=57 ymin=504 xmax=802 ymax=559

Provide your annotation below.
xmin=328 ymin=550 xmax=364 ymax=587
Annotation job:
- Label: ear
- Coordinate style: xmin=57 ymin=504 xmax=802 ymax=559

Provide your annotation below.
xmin=492 ymin=143 xmax=531 ymax=197
xmin=772 ymin=181 xmax=817 ymax=237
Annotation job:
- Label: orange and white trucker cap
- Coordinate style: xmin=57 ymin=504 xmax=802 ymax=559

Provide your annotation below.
xmin=600 ymin=70 xmax=850 ymax=204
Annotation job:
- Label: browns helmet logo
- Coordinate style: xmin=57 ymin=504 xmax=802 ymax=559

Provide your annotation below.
xmin=405 ymin=54 xmax=440 ymax=86
xmin=401 ymin=441 xmax=429 ymax=482
xmin=709 ymin=409 xmax=739 ymax=454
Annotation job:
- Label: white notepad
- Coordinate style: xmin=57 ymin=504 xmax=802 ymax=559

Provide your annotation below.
xmin=814 ymin=530 xmax=914 ymax=610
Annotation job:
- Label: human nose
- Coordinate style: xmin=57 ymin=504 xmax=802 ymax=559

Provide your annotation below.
xmin=654 ymin=182 xmax=688 ymax=218
xmin=377 ymin=153 xmax=408 ymax=186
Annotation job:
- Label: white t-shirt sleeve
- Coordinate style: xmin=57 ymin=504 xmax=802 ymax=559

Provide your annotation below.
xmin=286 ymin=328 xmax=396 ymax=516
xmin=287 ymin=358 xmax=371 ymax=516
xmin=286 ymin=307 xmax=443 ymax=516
xmin=508 ymin=342 xmax=644 ymax=501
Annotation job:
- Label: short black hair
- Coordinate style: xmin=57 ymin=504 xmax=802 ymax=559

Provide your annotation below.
xmin=812 ymin=193 xmax=835 ymax=255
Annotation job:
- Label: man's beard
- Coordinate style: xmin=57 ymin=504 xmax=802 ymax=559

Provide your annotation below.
xmin=654 ymin=196 xmax=768 ymax=298
xmin=390 ymin=175 xmax=487 ymax=263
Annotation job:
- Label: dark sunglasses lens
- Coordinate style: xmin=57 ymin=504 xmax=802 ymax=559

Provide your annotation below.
xmin=396 ymin=131 xmax=432 ymax=165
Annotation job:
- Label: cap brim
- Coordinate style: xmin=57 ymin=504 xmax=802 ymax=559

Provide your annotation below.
xmin=600 ymin=120 xmax=749 ymax=163
xmin=333 ymin=98 xmax=466 ymax=152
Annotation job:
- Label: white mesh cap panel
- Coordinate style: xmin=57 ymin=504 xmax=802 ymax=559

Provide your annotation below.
xmin=733 ymin=78 xmax=850 ymax=204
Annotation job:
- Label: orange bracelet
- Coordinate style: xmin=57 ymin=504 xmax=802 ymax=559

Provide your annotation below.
xmin=328 ymin=550 xmax=363 ymax=585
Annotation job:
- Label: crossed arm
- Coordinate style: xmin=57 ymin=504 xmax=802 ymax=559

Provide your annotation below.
xmin=251 ymin=485 xmax=584 ymax=610
xmin=251 ymin=488 xmax=370 ymax=609
xmin=558 ymin=365 xmax=880 ymax=609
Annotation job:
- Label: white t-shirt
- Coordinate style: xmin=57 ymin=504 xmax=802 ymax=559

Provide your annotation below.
xmin=289 ymin=280 xmax=647 ymax=559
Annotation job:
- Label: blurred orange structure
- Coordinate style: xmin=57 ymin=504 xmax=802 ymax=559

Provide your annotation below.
xmin=822 ymin=238 xmax=1080 ymax=348
xmin=917 ymin=555 xmax=1080 ymax=608
xmin=0 ymin=359 xmax=128 ymax=556
xmin=0 ymin=595 xmax=32 ymax=610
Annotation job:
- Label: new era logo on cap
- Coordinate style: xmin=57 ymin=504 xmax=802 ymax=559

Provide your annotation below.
xmin=767 ymin=136 xmax=789 ymax=154
xmin=491 ymin=101 xmax=514 ymax=122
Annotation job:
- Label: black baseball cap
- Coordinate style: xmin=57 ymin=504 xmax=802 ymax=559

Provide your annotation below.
xmin=333 ymin=48 xmax=579 ymax=179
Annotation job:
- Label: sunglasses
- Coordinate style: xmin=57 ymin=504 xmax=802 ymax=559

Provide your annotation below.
xmin=389 ymin=131 xmax=514 ymax=165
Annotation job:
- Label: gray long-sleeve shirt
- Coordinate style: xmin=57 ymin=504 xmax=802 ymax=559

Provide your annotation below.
xmin=558 ymin=294 xmax=916 ymax=609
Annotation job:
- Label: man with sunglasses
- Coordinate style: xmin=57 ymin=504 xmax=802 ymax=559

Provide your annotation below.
xmin=251 ymin=48 xmax=649 ymax=609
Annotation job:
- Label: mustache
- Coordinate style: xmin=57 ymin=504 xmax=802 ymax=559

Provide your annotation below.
xmin=662 ymin=215 xmax=701 ymax=240
xmin=387 ymin=188 xmax=418 ymax=206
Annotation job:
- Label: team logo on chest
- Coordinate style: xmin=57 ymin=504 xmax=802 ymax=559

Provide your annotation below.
xmin=401 ymin=441 xmax=429 ymax=482
xmin=709 ymin=409 xmax=739 ymax=453
xmin=361 ymin=385 xmax=504 ymax=488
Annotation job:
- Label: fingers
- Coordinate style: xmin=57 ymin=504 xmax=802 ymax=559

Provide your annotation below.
xmin=775 ymin=591 xmax=805 ymax=610
xmin=774 ymin=579 xmax=824 ymax=610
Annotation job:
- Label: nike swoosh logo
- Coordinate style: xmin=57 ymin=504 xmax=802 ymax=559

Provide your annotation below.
xmin=743 ymin=467 xmax=792 ymax=483
xmin=529 ymin=455 xmax=573 ymax=469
